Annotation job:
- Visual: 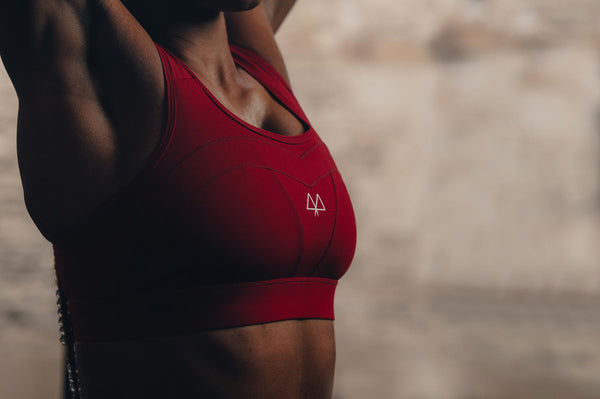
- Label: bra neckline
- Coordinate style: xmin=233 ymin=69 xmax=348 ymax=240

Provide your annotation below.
xmin=169 ymin=45 xmax=316 ymax=145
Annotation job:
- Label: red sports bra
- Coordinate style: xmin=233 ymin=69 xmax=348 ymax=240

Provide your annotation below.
xmin=52 ymin=43 xmax=357 ymax=342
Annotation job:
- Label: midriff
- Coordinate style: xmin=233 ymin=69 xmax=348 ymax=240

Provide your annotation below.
xmin=74 ymin=319 xmax=336 ymax=399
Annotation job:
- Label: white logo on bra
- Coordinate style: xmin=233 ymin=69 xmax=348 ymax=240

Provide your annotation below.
xmin=307 ymin=193 xmax=326 ymax=216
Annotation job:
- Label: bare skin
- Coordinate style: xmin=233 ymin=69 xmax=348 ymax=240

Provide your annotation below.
xmin=0 ymin=0 xmax=336 ymax=397
xmin=75 ymin=320 xmax=335 ymax=398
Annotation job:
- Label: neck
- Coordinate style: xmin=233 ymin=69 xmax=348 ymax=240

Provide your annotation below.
xmin=157 ymin=13 xmax=239 ymax=89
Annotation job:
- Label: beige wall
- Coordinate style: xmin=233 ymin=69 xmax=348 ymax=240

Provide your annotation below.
xmin=1 ymin=1 xmax=600 ymax=398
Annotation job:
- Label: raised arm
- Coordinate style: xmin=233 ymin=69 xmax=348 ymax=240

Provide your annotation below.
xmin=0 ymin=0 xmax=89 ymax=93
xmin=224 ymin=1 xmax=297 ymax=86
xmin=262 ymin=0 xmax=297 ymax=34
xmin=0 ymin=0 xmax=162 ymax=99
xmin=0 ymin=0 xmax=165 ymax=238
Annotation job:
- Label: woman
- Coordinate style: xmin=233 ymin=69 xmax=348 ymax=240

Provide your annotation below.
xmin=0 ymin=1 xmax=356 ymax=398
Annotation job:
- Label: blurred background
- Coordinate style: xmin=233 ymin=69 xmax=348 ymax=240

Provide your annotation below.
xmin=2 ymin=0 xmax=600 ymax=398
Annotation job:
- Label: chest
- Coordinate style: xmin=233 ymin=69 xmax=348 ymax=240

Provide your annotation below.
xmin=199 ymin=71 xmax=308 ymax=138
xmin=143 ymin=97 xmax=356 ymax=283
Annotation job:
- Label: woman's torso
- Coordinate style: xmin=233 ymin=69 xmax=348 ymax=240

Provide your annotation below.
xmin=52 ymin=38 xmax=355 ymax=397
xmin=4 ymin=2 xmax=355 ymax=397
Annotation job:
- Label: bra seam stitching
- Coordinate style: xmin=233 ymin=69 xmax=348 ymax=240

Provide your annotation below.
xmin=268 ymin=169 xmax=305 ymax=276
xmin=309 ymin=174 xmax=338 ymax=276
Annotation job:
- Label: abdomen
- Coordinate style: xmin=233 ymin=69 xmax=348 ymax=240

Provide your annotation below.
xmin=75 ymin=319 xmax=336 ymax=399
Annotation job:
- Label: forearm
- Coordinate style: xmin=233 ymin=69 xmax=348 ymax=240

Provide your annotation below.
xmin=260 ymin=0 xmax=296 ymax=33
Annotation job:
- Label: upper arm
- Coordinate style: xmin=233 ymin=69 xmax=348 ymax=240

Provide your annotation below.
xmin=0 ymin=0 xmax=165 ymax=171
xmin=261 ymin=0 xmax=297 ymax=34
xmin=0 ymin=0 xmax=165 ymax=234
xmin=225 ymin=2 xmax=297 ymax=86
xmin=0 ymin=0 xmax=90 ymax=93
xmin=0 ymin=0 xmax=162 ymax=101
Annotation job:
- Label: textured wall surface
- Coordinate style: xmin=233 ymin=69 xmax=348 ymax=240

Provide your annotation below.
xmin=1 ymin=1 xmax=600 ymax=398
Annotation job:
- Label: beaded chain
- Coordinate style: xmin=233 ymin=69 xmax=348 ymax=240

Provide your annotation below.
xmin=56 ymin=283 xmax=82 ymax=399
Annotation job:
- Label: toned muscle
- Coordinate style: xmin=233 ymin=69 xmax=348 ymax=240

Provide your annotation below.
xmin=75 ymin=320 xmax=335 ymax=399
xmin=0 ymin=0 xmax=164 ymax=238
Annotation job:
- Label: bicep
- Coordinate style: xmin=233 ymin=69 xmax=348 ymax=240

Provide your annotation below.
xmin=224 ymin=4 xmax=292 ymax=86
